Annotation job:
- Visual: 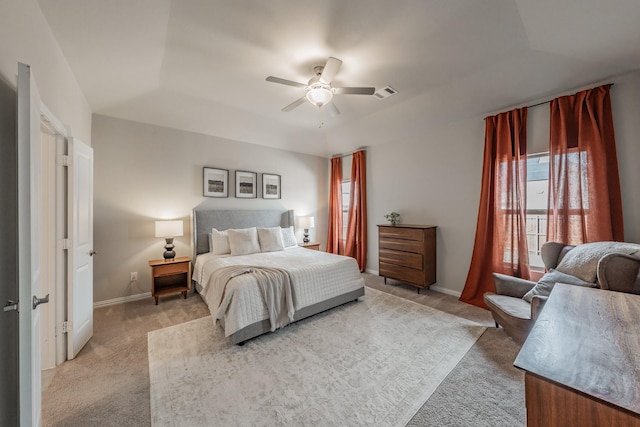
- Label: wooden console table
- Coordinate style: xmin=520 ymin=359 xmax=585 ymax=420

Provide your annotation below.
xmin=514 ymin=283 xmax=640 ymax=426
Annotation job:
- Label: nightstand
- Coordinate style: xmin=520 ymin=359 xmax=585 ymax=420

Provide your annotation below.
xmin=148 ymin=256 xmax=191 ymax=305
xmin=300 ymin=241 xmax=320 ymax=251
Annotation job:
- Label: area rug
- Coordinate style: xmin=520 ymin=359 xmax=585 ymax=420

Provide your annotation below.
xmin=148 ymin=287 xmax=486 ymax=426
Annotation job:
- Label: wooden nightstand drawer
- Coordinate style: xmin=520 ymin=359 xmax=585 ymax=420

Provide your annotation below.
xmin=153 ymin=262 xmax=188 ymax=276
xmin=300 ymin=242 xmax=320 ymax=251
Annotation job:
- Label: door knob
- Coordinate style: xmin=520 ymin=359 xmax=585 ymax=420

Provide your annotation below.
xmin=89 ymin=250 xmax=97 ymax=256
xmin=33 ymin=294 xmax=50 ymax=309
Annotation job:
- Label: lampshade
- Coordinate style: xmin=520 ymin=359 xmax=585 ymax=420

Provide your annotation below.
xmin=155 ymin=220 xmax=184 ymax=238
xmin=296 ymin=216 xmax=315 ymax=229
xmin=306 ymin=85 xmax=333 ymax=108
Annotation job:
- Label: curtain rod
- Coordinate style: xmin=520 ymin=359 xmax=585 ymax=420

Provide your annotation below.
xmin=525 ymin=83 xmax=614 ymax=110
xmin=331 ymin=147 xmax=367 ymax=159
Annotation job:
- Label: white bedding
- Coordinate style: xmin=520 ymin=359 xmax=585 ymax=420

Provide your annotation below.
xmin=193 ymin=247 xmax=365 ymax=337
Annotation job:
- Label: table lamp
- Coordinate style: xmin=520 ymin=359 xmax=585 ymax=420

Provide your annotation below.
xmin=296 ymin=216 xmax=315 ymax=243
xmin=155 ymin=220 xmax=184 ymax=260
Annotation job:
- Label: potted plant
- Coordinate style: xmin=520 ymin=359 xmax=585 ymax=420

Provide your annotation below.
xmin=384 ymin=212 xmax=400 ymax=226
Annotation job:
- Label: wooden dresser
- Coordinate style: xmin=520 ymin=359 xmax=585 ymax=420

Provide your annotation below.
xmin=377 ymin=224 xmax=436 ymax=292
xmin=514 ymin=284 xmax=640 ymax=426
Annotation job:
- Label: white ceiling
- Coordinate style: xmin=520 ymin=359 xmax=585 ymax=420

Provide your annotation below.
xmin=37 ymin=0 xmax=640 ymax=157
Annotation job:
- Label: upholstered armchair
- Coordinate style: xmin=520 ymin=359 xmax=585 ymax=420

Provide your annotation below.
xmin=484 ymin=241 xmax=640 ymax=344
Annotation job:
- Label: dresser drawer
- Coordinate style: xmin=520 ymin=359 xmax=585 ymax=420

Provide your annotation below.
xmin=380 ymin=238 xmax=424 ymax=254
xmin=379 ymin=227 xmax=424 ymax=242
xmin=379 ymin=262 xmax=426 ymax=287
xmin=379 ymin=248 xmax=423 ymax=270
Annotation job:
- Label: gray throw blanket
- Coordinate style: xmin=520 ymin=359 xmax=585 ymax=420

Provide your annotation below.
xmin=213 ymin=265 xmax=295 ymax=332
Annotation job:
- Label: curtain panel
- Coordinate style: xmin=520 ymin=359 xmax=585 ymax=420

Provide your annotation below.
xmin=547 ymin=84 xmax=624 ymax=244
xmin=460 ymin=108 xmax=530 ymax=308
xmin=326 ymin=156 xmax=344 ymax=255
xmin=345 ymin=151 xmax=367 ymax=272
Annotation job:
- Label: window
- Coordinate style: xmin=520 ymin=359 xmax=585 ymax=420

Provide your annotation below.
xmin=341 ymin=181 xmax=350 ymax=240
xmin=526 ymin=153 xmax=549 ymax=269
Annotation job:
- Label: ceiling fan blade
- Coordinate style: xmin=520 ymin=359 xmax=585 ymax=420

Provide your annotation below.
xmin=327 ymin=101 xmax=340 ymax=116
xmin=333 ymin=87 xmax=376 ymax=95
xmin=266 ymin=76 xmax=307 ymax=88
xmin=319 ymin=57 xmax=342 ymax=84
xmin=282 ymin=96 xmax=307 ymax=112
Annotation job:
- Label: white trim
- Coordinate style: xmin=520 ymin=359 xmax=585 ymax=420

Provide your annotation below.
xmin=364 ymin=269 xmax=462 ymax=298
xmin=429 ymin=284 xmax=461 ymax=298
xmin=93 ymin=292 xmax=152 ymax=308
xmin=40 ymin=103 xmax=69 ymax=137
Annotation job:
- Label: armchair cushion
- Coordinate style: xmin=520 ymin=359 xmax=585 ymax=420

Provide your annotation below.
xmin=522 ymin=268 xmax=595 ymax=303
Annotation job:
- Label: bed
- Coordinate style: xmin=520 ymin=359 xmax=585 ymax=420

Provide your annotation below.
xmin=191 ymin=208 xmax=365 ymax=344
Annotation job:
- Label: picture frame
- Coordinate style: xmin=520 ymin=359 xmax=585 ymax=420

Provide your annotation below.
xmin=262 ymin=173 xmax=281 ymax=199
xmin=203 ymin=167 xmax=229 ymax=198
xmin=235 ymin=170 xmax=257 ymax=198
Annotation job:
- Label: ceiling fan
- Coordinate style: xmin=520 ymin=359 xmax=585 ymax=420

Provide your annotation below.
xmin=265 ymin=57 xmax=375 ymax=116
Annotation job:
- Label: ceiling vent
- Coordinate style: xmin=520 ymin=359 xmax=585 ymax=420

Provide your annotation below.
xmin=374 ymin=86 xmax=398 ymax=100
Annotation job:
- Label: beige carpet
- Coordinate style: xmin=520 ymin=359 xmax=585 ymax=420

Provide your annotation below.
xmin=148 ymin=287 xmax=486 ymax=426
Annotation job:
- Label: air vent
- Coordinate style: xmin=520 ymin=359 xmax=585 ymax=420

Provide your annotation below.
xmin=374 ymin=86 xmax=398 ymax=100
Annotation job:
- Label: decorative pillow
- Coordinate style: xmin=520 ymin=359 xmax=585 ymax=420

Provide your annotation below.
xmin=227 ymin=227 xmax=260 ymax=256
xmin=522 ymin=269 xmax=596 ymax=303
xmin=257 ymin=227 xmax=285 ymax=252
xmin=556 ymin=241 xmax=640 ymax=283
xmin=210 ymin=228 xmax=230 ymax=255
xmin=281 ymin=226 xmax=297 ymax=248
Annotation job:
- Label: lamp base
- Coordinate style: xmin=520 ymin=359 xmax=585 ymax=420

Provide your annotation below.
xmin=163 ymin=237 xmax=176 ymax=260
xmin=303 ymin=229 xmax=310 ymax=244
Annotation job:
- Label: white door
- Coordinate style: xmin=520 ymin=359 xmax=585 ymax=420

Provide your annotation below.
xmin=67 ymin=137 xmax=94 ymax=359
xmin=17 ymin=62 xmax=45 ymax=426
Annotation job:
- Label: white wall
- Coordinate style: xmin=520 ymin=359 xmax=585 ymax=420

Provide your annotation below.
xmin=91 ymin=114 xmax=328 ymax=303
xmin=365 ymin=69 xmax=640 ymax=296
xmin=0 ymin=0 xmax=92 ymax=142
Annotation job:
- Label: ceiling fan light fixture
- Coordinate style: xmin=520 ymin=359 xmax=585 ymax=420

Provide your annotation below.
xmin=306 ymin=84 xmax=333 ymax=108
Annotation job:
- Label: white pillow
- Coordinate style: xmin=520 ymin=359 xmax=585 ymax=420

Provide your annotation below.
xmin=210 ymin=228 xmax=230 ymax=255
xmin=257 ymin=227 xmax=285 ymax=252
xmin=227 ymin=227 xmax=261 ymax=256
xmin=281 ymin=226 xmax=297 ymax=248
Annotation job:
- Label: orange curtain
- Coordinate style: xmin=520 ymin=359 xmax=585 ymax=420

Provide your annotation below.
xmin=460 ymin=108 xmax=530 ymax=308
xmin=547 ymin=85 xmax=623 ymax=244
xmin=326 ymin=156 xmax=344 ymax=254
xmin=345 ymin=151 xmax=367 ymax=271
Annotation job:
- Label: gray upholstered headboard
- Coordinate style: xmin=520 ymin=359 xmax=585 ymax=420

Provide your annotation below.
xmin=192 ymin=209 xmax=295 ymax=257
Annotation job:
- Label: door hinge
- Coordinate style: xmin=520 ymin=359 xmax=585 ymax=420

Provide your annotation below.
xmin=62 ymin=321 xmax=72 ymax=333
xmin=61 ymin=238 xmax=70 ymax=250
xmin=60 ymin=154 xmax=70 ymax=167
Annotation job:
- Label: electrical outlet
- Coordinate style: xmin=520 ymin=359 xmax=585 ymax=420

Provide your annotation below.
xmin=130 ymin=272 xmax=138 ymax=282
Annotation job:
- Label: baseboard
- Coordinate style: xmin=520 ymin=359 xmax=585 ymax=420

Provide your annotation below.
xmin=94 ymin=292 xmax=151 ymax=308
xmin=429 ymin=285 xmax=461 ymax=298
xmin=363 ymin=269 xmax=462 ymax=298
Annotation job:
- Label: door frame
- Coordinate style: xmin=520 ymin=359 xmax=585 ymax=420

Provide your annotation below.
xmin=40 ymin=104 xmax=69 ymax=367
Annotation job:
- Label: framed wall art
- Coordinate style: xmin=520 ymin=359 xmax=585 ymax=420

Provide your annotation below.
xmin=262 ymin=173 xmax=281 ymax=199
xmin=235 ymin=170 xmax=257 ymax=198
xmin=203 ymin=167 xmax=229 ymax=198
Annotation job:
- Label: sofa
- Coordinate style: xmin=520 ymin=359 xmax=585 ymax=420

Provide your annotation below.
xmin=483 ymin=241 xmax=640 ymax=344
